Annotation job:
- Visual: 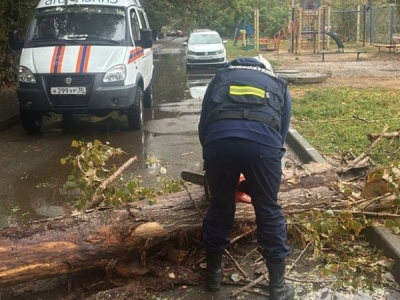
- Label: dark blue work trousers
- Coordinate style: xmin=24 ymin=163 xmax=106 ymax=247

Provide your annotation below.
xmin=202 ymin=137 xmax=291 ymax=261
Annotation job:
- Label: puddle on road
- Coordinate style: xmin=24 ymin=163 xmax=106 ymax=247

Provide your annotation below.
xmin=0 ymin=53 xmax=216 ymax=229
xmin=0 ymin=52 xmax=302 ymax=229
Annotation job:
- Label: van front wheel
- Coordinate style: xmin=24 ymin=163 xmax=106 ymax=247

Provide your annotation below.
xmin=20 ymin=109 xmax=42 ymax=134
xmin=143 ymin=83 xmax=153 ymax=108
xmin=126 ymin=86 xmax=143 ymax=130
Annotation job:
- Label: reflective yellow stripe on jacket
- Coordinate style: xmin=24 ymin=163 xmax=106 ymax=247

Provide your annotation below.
xmin=229 ymin=85 xmax=265 ymax=98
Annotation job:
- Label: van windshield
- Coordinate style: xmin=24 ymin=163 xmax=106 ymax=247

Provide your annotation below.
xmin=27 ymin=6 xmax=126 ymax=45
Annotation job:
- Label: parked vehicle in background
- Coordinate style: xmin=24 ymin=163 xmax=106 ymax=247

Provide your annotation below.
xmin=175 ymin=30 xmax=184 ymax=37
xmin=166 ymin=30 xmax=184 ymax=37
xmin=183 ymin=30 xmax=227 ymax=69
xmin=8 ymin=0 xmax=154 ymax=134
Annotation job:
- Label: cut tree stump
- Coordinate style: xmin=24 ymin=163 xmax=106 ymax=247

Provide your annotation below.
xmin=0 ymin=162 xmax=340 ymax=288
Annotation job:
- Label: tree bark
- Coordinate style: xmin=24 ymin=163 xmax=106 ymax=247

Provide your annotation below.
xmin=0 ymin=162 xmax=340 ymax=288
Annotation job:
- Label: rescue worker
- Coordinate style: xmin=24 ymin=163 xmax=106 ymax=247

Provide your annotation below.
xmin=198 ymin=56 xmax=294 ymax=300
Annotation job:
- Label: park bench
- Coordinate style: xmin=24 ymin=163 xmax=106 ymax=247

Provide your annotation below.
xmin=319 ymin=50 xmax=367 ymax=62
xmin=373 ymin=43 xmax=397 ymax=53
xmin=373 ymin=33 xmax=400 ymax=54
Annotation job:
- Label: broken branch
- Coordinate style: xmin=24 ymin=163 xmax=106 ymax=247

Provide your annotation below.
xmin=87 ymin=156 xmax=137 ymax=209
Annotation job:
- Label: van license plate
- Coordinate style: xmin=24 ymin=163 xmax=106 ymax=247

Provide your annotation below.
xmin=51 ymin=87 xmax=86 ymax=95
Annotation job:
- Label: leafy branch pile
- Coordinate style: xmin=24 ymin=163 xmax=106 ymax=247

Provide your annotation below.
xmin=283 ymin=155 xmax=400 ymax=292
xmin=59 ymin=139 xmax=400 ymax=294
xmin=60 ymin=139 xmax=182 ymax=209
xmin=287 ymin=210 xmax=394 ymax=291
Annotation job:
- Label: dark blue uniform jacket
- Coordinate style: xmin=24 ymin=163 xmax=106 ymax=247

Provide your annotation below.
xmin=198 ymin=58 xmax=292 ymax=150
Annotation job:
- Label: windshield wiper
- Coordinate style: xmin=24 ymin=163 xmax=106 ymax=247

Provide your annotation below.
xmin=29 ymin=37 xmax=69 ymax=47
xmin=82 ymin=36 xmax=121 ymax=45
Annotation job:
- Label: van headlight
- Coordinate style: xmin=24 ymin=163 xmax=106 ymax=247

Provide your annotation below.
xmin=216 ymin=49 xmax=224 ymax=54
xmin=103 ymin=65 xmax=126 ymax=82
xmin=187 ymin=50 xmax=196 ymax=55
xmin=18 ymin=66 xmax=36 ymax=84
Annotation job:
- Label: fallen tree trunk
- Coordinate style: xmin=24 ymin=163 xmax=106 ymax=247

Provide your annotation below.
xmin=0 ymin=162 xmax=347 ymax=288
xmin=0 ymin=185 xmax=233 ymax=288
xmin=0 ymin=185 xmax=338 ymax=288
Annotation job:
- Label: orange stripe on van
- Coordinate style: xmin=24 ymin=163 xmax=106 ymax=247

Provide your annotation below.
xmin=76 ymin=45 xmax=92 ymax=73
xmin=50 ymin=46 xmax=65 ymax=74
xmin=128 ymin=47 xmax=144 ymax=64
xmin=57 ymin=46 xmax=65 ymax=73
xmin=83 ymin=46 xmax=91 ymax=73
xmin=76 ymin=46 xmax=84 ymax=73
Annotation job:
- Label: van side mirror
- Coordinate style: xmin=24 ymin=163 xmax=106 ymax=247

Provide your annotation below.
xmin=8 ymin=30 xmax=24 ymax=51
xmin=140 ymin=28 xmax=153 ymax=49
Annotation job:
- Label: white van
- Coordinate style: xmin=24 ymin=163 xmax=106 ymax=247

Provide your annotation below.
xmin=8 ymin=0 xmax=154 ymax=133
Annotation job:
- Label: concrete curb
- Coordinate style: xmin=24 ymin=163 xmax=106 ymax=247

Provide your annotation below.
xmin=286 ymin=129 xmax=400 ymax=284
xmin=364 ymin=226 xmax=400 ymax=283
xmin=286 ymin=128 xmax=326 ymax=163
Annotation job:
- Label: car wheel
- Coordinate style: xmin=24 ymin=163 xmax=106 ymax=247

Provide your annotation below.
xmin=126 ymin=86 xmax=143 ymax=130
xmin=143 ymin=83 xmax=153 ymax=108
xmin=20 ymin=109 xmax=42 ymax=134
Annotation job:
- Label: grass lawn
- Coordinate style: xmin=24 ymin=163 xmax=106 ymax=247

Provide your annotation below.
xmin=225 ymin=41 xmax=400 ymax=165
xmin=290 ymin=86 xmax=400 ymax=164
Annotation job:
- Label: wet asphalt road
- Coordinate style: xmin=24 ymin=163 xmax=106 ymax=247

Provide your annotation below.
xmin=0 ymin=37 xmax=214 ymax=227
xmin=0 ymin=37 xmax=301 ymax=228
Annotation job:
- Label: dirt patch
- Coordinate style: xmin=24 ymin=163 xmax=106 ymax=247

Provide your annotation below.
xmin=266 ymin=49 xmax=400 ymax=89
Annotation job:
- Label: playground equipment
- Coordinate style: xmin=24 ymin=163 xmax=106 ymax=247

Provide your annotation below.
xmin=235 ymin=4 xmax=397 ymax=56
xmin=290 ymin=5 xmax=366 ymax=54
xmin=233 ymin=17 xmax=254 ymax=47
xmin=253 ymin=9 xmax=281 ymax=52
xmin=258 ymin=38 xmax=280 ymax=51
xmin=233 ymin=10 xmax=284 ymax=52
xmin=322 ymin=31 xmax=344 ymax=51
xmin=233 ymin=5 xmax=353 ymax=55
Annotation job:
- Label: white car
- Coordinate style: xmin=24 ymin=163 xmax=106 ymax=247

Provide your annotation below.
xmin=184 ymin=30 xmax=227 ymax=68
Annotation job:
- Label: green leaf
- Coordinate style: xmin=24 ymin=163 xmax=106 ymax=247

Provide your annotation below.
xmin=323 ymin=209 xmax=335 ymax=217
xmin=231 ymin=273 xmax=241 ymax=282
xmin=391 ymin=226 xmax=400 ymax=235
xmin=71 ymin=140 xmax=79 ymax=147
xmin=385 ymin=219 xmax=396 ymax=228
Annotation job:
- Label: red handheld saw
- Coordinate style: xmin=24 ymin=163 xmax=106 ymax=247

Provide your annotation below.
xmin=181 ymin=171 xmax=252 ymax=204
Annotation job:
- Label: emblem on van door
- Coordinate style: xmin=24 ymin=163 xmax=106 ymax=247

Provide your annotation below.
xmin=65 ymin=77 xmax=72 ymax=85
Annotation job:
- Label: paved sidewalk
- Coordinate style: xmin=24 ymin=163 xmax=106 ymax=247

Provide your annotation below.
xmin=0 ymin=37 xmax=174 ymax=130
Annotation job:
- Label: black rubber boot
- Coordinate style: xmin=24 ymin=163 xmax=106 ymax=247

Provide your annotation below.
xmin=266 ymin=261 xmax=295 ymax=300
xmin=205 ymin=252 xmax=223 ymax=292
